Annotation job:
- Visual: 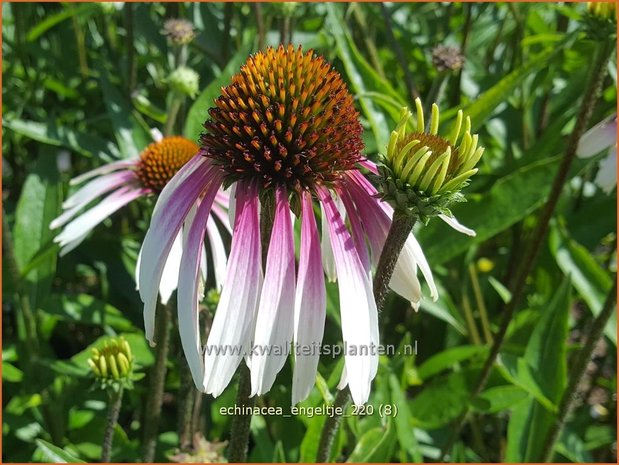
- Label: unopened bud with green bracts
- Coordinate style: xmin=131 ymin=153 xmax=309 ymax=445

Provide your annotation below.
xmin=377 ymin=98 xmax=484 ymax=222
xmin=166 ymin=66 xmax=200 ymax=99
xmin=583 ymin=2 xmax=616 ymax=40
xmin=88 ymin=336 xmax=136 ymax=390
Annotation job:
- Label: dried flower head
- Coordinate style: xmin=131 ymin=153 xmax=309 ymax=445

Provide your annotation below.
xmin=431 ymin=45 xmax=465 ymax=73
xmin=136 ymin=136 xmax=200 ymax=191
xmin=163 ymin=18 xmax=196 ymax=45
xmin=201 ymin=44 xmax=364 ymax=192
xmin=378 ymin=98 xmax=484 ymax=221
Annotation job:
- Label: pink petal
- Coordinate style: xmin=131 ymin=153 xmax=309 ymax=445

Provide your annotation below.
xmin=250 ymin=186 xmax=297 ymax=396
xmin=177 ymin=178 xmax=222 ymax=389
xmin=140 ymin=157 xmax=218 ymax=343
xmin=317 ymin=186 xmax=378 ymax=406
xmin=203 ymin=181 xmax=263 ymax=396
xmin=292 ymin=191 xmax=327 ymax=405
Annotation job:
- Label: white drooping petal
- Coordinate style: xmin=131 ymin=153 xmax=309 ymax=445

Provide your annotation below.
xmin=339 ymin=190 xmax=371 ymax=272
xmin=250 ymin=187 xmax=296 ymax=397
xmin=206 ymin=215 xmax=228 ymax=289
xmin=391 ymin=249 xmax=422 ymax=307
xmin=292 ymin=192 xmax=327 ymax=405
xmin=226 ymin=183 xmax=237 ymax=230
xmin=54 ymin=186 xmax=146 ymax=252
xmin=151 ymin=127 xmax=164 ymax=142
xmin=438 ymin=214 xmax=476 ymax=237
xmin=318 ymin=187 xmax=378 ymax=406
xmin=70 ymin=159 xmax=138 ymax=185
xmin=140 ymin=157 xmax=216 ymax=343
xmin=321 ymin=196 xmax=346 ymax=282
xmin=594 ymin=148 xmax=617 ymax=193
xmin=577 ymin=114 xmax=617 ymax=158
xmin=403 ymin=233 xmax=438 ymax=301
xmin=203 ymin=181 xmax=262 ymax=397
xmin=177 ymin=181 xmax=221 ymax=390
xmin=320 ymin=202 xmax=337 ymax=282
xmin=158 ymin=230 xmax=183 ymax=305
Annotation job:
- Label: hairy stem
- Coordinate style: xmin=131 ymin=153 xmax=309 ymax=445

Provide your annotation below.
xmin=227 ymin=364 xmax=255 ymax=462
xmin=539 ymin=279 xmax=617 ymax=462
xmin=142 ymin=303 xmax=172 ymax=462
xmin=439 ymin=37 xmax=614 ymax=460
xmin=373 ymin=211 xmax=417 ymax=311
xmin=316 ymin=388 xmax=351 ymax=462
xmin=102 ymin=387 xmax=124 ymax=462
xmin=178 ymin=352 xmax=195 ymax=452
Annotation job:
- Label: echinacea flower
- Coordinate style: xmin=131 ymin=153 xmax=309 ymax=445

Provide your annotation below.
xmin=577 ymin=113 xmax=617 ymax=194
xmin=139 ymin=45 xmax=436 ymax=406
xmin=51 ymin=133 xmax=230 ymax=304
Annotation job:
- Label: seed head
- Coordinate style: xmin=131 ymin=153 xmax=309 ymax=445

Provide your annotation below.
xmin=377 ymin=98 xmax=484 ymax=221
xmin=136 ymin=136 xmax=199 ymax=192
xmin=431 ymin=45 xmax=465 ymax=73
xmin=163 ymin=18 xmax=196 ymax=45
xmin=200 ymin=45 xmax=364 ymax=192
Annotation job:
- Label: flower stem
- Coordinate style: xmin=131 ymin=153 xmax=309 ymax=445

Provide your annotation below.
xmin=373 ymin=210 xmax=417 ymax=311
xmin=102 ymin=387 xmax=124 ymax=462
xmin=2 ymin=209 xmax=38 ymax=356
xmin=316 ymin=388 xmax=351 ymax=462
xmin=142 ymin=302 xmax=171 ymax=462
xmin=178 ymin=351 xmax=195 ymax=452
xmin=227 ymin=364 xmax=255 ymax=462
xmin=539 ymin=278 xmax=617 ymax=462
xmin=439 ymin=36 xmax=614 ymax=460
xmin=164 ymin=97 xmax=182 ymax=136
xmin=317 ymin=209 xmax=416 ymax=462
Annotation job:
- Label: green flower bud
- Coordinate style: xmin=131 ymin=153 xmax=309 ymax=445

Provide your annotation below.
xmin=587 ymin=2 xmax=616 ymax=20
xmin=87 ymin=336 xmax=135 ymax=387
xmin=166 ymin=66 xmax=199 ymax=99
xmin=377 ymin=98 xmax=484 ymax=222
xmin=583 ymin=2 xmax=616 ymax=40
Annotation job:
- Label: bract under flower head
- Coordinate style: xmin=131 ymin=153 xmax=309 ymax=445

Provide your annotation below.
xmin=378 ymin=98 xmax=484 ymax=222
xmin=200 ymin=44 xmax=364 ymax=192
xmin=136 ymin=136 xmax=200 ymax=192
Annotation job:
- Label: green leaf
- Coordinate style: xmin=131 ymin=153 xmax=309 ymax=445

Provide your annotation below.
xmin=346 ymin=420 xmax=396 ymax=462
xmin=3 ymin=118 xmax=118 ymax=160
xmin=99 ymin=73 xmax=151 ymax=158
xmin=13 ymin=149 xmax=61 ymax=311
xmin=26 ymin=3 xmax=98 ymax=41
xmin=505 ymin=277 xmax=571 ymax=462
xmin=417 ymin=345 xmax=488 ymax=380
xmin=471 ymin=385 xmax=528 ymax=414
xmin=418 ymin=156 xmax=560 ymax=265
xmin=45 ymin=293 xmax=135 ymax=332
xmin=35 ymin=439 xmax=85 ymax=463
xmin=443 ymin=38 xmax=570 ymax=126
xmin=2 ymin=361 xmax=24 ymax=383
xmin=388 ymin=375 xmax=423 ymax=462
xmin=325 ymin=3 xmax=391 ymax=152
xmin=184 ymin=41 xmax=254 ymax=141
xmin=549 ymin=222 xmax=616 ymax=344
xmin=410 ymin=370 xmax=475 ymax=429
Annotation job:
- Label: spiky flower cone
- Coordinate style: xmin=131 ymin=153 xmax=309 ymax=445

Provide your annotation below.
xmin=201 ymin=44 xmax=364 ymax=192
xmin=377 ymin=98 xmax=484 ymax=222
